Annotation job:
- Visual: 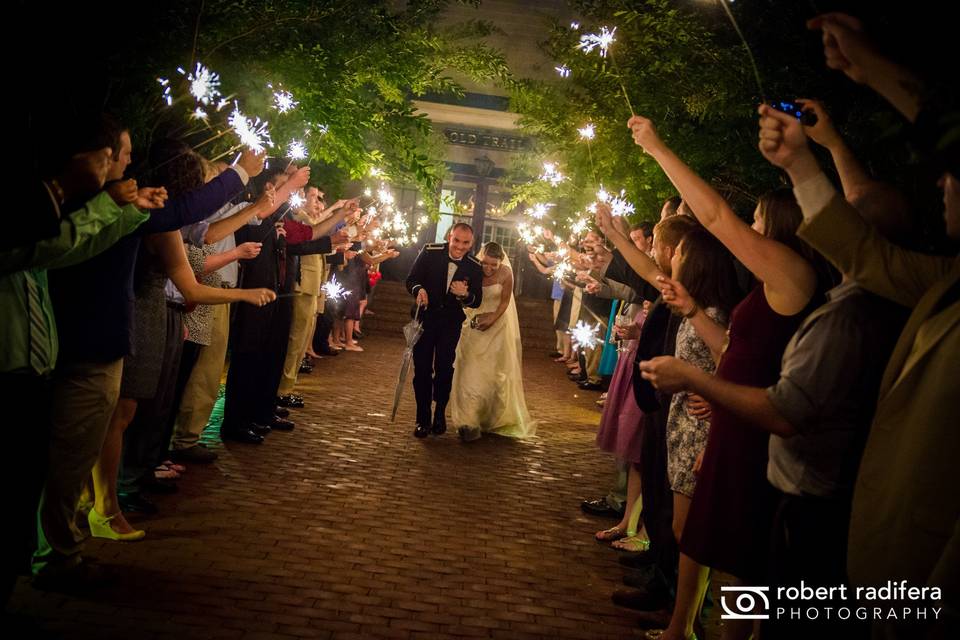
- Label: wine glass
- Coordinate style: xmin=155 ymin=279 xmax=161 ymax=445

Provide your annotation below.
xmin=614 ymin=314 xmax=631 ymax=353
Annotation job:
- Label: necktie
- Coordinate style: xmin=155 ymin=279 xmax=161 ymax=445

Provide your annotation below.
xmin=25 ymin=273 xmax=52 ymax=375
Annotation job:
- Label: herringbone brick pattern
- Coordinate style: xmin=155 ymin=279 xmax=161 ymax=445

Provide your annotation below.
xmin=9 ymin=334 xmax=676 ymax=639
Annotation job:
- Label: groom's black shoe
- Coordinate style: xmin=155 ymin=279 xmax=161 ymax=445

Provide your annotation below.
xmin=414 ymin=424 xmax=431 ymax=439
xmin=431 ymin=413 xmax=447 ymax=436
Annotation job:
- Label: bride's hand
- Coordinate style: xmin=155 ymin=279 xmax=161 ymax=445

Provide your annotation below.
xmin=474 ymin=312 xmax=495 ymax=331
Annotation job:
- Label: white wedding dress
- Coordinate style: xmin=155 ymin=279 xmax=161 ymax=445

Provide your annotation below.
xmin=450 ymin=274 xmax=536 ymax=439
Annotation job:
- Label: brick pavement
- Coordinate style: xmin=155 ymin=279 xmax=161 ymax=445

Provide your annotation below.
xmin=8 ymin=334 xmax=687 ymax=640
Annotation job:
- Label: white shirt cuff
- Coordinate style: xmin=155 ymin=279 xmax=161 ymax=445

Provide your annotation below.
xmin=792 ymin=172 xmax=837 ymax=222
xmin=230 ymin=164 xmax=250 ymax=185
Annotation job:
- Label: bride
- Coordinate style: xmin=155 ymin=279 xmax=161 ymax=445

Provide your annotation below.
xmin=450 ymin=242 xmax=536 ymax=441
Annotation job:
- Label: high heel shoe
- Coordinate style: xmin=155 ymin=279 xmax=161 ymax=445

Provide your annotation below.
xmin=88 ymin=508 xmax=146 ymax=542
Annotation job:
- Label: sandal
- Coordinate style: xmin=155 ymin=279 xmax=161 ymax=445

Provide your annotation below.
xmin=162 ymin=460 xmax=186 ymax=473
xmin=595 ymin=525 xmax=627 ymax=542
xmin=611 ymin=535 xmax=651 ymax=552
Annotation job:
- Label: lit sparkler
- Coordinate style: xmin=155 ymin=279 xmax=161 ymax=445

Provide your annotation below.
xmin=555 ymin=64 xmax=571 ymax=78
xmin=322 ymin=277 xmax=351 ymax=301
xmin=272 ymin=89 xmax=298 ymax=114
xmin=570 ymin=320 xmax=602 ymax=352
xmin=179 ymin=62 xmax=221 ymax=106
xmin=288 ymin=191 xmax=306 ymax=209
xmin=570 ymin=21 xmax=580 ymax=30
xmin=539 ymin=162 xmax=566 ymax=187
xmin=597 ymin=187 xmax=635 ymax=217
xmin=577 ymin=123 xmax=596 ymax=140
xmin=192 ymin=107 xmax=208 ymax=121
xmin=525 ymin=203 xmax=555 ymax=220
xmin=286 ymin=139 xmax=308 ymax=161
xmin=576 ymin=26 xmax=616 ymax=58
xmin=229 ymin=103 xmax=273 ymax=153
xmin=552 ymin=258 xmax=574 ymax=282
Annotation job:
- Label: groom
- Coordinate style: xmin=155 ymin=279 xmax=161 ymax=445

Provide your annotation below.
xmin=405 ymin=223 xmax=484 ymax=438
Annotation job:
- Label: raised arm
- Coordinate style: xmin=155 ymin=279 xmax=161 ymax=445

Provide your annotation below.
xmin=628 ymin=115 xmax=817 ymax=316
xmin=203 ymin=184 xmax=276 ymax=244
xmin=594 ymin=203 xmax=663 ymax=288
xmin=149 ymin=231 xmax=275 ymax=307
xmin=758 ymin=105 xmax=956 ymax=307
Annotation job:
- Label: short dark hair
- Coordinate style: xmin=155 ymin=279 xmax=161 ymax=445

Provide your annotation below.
xmin=663 ymin=196 xmax=682 ymax=217
xmin=146 ymin=138 xmax=204 ymax=198
xmin=38 ymin=111 xmax=123 ymax=178
xmin=653 ymin=215 xmax=698 ymax=249
xmin=451 ymin=222 xmax=474 ymax=235
xmin=632 ymin=221 xmax=654 ymax=238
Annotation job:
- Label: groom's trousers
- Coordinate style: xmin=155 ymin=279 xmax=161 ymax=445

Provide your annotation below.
xmin=412 ymin=313 xmax=461 ymax=425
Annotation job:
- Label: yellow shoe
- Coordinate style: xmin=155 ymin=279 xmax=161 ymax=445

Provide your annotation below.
xmin=87 ymin=508 xmax=146 ymax=542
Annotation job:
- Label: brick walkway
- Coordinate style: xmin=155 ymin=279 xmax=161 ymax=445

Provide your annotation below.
xmin=10 ymin=335 xmax=659 ymax=639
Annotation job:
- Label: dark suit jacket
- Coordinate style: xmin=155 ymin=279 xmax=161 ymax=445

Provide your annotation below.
xmin=405 ymin=242 xmax=483 ymax=323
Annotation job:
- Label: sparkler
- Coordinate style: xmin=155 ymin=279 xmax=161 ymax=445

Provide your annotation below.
xmin=192 ymin=107 xmax=208 ymax=121
xmin=570 ymin=320 xmax=602 ymax=352
xmin=286 ymin=139 xmax=308 ymax=161
xmin=597 ymin=186 xmax=635 ymax=217
xmin=179 ymin=62 xmax=222 ymax=106
xmin=271 ymin=89 xmax=298 ymax=114
xmin=525 ymin=203 xmax=554 ymax=220
xmin=577 ymin=123 xmax=596 ymax=140
xmin=288 ymin=191 xmax=306 ymax=209
xmin=570 ymin=21 xmax=580 ymax=30
xmin=552 ymin=258 xmax=574 ymax=282
xmin=322 ymin=277 xmax=351 ymax=301
xmin=570 ymin=217 xmax=589 ymax=235
xmin=539 ymin=162 xmax=566 ymax=187
xmin=555 ymin=64 xmax=571 ymax=78
xmin=575 ymin=26 xmax=634 ymax=114
xmin=715 ymin=0 xmax=766 ymax=102
xmin=229 ymin=103 xmax=273 ymax=153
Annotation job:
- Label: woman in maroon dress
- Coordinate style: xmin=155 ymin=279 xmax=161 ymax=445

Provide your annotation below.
xmin=627 ymin=115 xmax=831 ymax=640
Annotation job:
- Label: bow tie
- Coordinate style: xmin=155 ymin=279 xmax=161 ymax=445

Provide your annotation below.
xmin=448 ymin=257 xmax=461 ymax=265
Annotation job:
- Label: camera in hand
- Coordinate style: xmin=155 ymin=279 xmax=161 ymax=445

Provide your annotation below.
xmin=773 ymin=101 xmax=818 ymax=126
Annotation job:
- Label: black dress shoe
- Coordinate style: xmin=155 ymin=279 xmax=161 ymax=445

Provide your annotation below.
xmin=580 ymin=497 xmax=625 ymax=519
xmin=548 ymin=351 xmax=563 ymax=358
xmin=221 ymin=428 xmax=265 ymax=444
xmin=414 ymin=424 xmax=431 ymax=439
xmin=170 ymin=444 xmax=218 ymax=464
xmin=431 ymin=413 xmax=447 ymax=436
xmin=277 ymin=394 xmax=304 ymax=408
xmin=578 ymin=381 xmax=605 ymax=391
xmin=118 ymin=493 xmax=158 ymax=514
xmin=270 ymin=416 xmax=295 ymax=431
xmin=275 ymin=407 xmax=290 ymax=418
xmin=299 ymin=363 xmax=313 ymax=374
xmin=251 ymin=423 xmax=271 ymax=436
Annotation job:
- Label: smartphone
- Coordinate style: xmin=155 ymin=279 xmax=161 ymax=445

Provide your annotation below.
xmin=773 ymin=101 xmax=819 ymax=126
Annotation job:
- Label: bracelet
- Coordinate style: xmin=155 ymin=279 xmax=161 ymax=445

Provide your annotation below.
xmin=683 ymin=303 xmax=699 ymax=319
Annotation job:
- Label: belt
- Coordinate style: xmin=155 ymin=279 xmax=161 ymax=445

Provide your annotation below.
xmin=166 ymin=301 xmax=187 ymax=312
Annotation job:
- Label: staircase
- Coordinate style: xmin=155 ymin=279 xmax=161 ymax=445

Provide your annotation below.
xmin=365 ymin=279 xmax=558 ymax=352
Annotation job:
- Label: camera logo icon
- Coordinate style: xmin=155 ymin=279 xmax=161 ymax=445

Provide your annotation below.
xmin=720 ymin=586 xmax=771 ymax=620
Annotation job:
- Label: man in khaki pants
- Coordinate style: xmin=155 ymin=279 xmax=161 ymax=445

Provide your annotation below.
xmin=278 ymin=186 xmax=345 ymax=404
xmin=170 ymin=200 xmax=263 ymax=463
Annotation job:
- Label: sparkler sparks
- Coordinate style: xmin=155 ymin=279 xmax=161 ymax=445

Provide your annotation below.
xmin=157 ymin=78 xmax=172 ymax=106
xmin=288 ymin=191 xmax=306 ymax=209
xmin=555 ymin=64 xmax=571 ymax=78
xmin=570 ymin=320 xmax=602 ymax=352
xmin=552 ymin=259 xmax=574 ymax=282
xmin=192 ymin=107 xmax=208 ymax=121
xmin=322 ymin=277 xmax=350 ymax=301
xmin=577 ymin=123 xmax=596 ymax=140
xmin=286 ymin=139 xmax=308 ymax=161
xmin=597 ymin=187 xmax=635 ymax=217
xmin=539 ymin=162 xmax=566 ymax=187
xmin=570 ymin=217 xmax=589 ymax=235
xmin=576 ymin=26 xmax=616 ymax=58
xmin=570 ymin=21 xmax=580 ymax=30
xmin=525 ymin=203 xmax=555 ymax=220
xmin=179 ymin=62 xmax=221 ymax=106
xmin=272 ymin=89 xmax=298 ymax=114
xmin=229 ymin=104 xmax=273 ymax=153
